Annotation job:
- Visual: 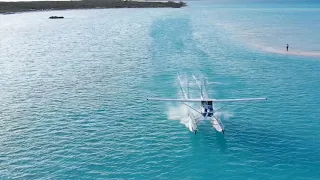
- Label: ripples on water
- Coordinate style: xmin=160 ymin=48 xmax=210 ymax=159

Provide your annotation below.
xmin=1 ymin=3 xmax=320 ymax=179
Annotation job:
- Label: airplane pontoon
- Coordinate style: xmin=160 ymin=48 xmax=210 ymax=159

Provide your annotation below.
xmin=147 ymin=75 xmax=267 ymax=135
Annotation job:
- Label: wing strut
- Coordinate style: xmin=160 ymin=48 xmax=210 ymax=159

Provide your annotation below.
xmin=182 ymin=102 xmax=202 ymax=115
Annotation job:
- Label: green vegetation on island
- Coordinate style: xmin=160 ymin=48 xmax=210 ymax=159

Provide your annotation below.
xmin=0 ymin=0 xmax=187 ymax=14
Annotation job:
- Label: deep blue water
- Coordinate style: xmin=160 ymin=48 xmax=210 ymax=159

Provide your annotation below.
xmin=1 ymin=2 xmax=320 ymax=179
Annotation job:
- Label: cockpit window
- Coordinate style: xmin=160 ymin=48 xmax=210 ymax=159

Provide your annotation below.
xmin=202 ymin=101 xmax=214 ymax=117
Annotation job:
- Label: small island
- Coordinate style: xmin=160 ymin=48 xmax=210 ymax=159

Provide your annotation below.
xmin=49 ymin=16 xmax=64 ymax=19
xmin=0 ymin=0 xmax=187 ymax=14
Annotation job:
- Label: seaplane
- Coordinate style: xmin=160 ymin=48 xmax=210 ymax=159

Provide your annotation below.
xmin=147 ymin=75 xmax=267 ymax=135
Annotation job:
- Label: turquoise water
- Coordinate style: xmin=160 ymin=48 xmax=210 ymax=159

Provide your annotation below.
xmin=1 ymin=2 xmax=320 ymax=179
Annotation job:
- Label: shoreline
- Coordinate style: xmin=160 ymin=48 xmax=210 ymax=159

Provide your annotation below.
xmin=0 ymin=0 xmax=187 ymax=14
xmin=266 ymin=48 xmax=320 ymax=58
xmin=255 ymin=44 xmax=320 ymax=58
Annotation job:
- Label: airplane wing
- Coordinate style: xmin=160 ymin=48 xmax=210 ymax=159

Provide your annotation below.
xmin=212 ymin=98 xmax=267 ymax=102
xmin=147 ymin=97 xmax=267 ymax=102
xmin=146 ymin=98 xmax=202 ymax=102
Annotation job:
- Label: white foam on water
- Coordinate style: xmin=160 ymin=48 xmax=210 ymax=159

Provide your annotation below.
xmin=166 ymin=104 xmax=192 ymax=128
xmin=165 ymin=74 xmax=203 ymax=129
xmin=167 ymin=104 xmax=188 ymax=121
xmin=214 ymin=111 xmax=233 ymax=120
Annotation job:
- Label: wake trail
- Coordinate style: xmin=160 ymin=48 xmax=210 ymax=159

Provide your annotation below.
xmin=166 ymin=74 xmax=233 ymax=129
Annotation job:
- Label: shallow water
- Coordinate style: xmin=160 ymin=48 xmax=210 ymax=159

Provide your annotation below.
xmin=1 ymin=2 xmax=320 ymax=179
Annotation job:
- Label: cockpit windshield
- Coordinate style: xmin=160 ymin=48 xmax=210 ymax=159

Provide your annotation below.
xmin=201 ymin=101 xmax=214 ymax=117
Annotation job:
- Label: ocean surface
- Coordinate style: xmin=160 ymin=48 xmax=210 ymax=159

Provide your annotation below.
xmin=1 ymin=1 xmax=320 ymax=179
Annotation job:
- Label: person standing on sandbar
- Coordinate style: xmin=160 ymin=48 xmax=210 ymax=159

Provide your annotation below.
xmin=286 ymin=44 xmax=289 ymax=51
